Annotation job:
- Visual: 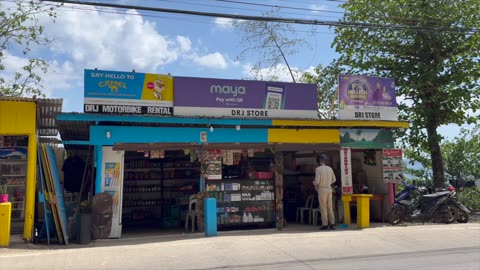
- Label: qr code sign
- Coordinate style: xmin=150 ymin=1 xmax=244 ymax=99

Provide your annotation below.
xmin=267 ymin=95 xmax=281 ymax=109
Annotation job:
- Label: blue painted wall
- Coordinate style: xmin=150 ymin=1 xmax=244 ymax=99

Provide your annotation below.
xmin=90 ymin=126 xmax=268 ymax=145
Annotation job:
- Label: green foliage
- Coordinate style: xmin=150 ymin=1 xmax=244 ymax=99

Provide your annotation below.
xmin=458 ymin=187 xmax=480 ymax=211
xmin=443 ymin=126 xmax=480 ymax=181
xmin=404 ymin=126 xmax=480 ymax=188
xmin=333 ymin=0 xmax=480 ymax=188
xmin=0 ymin=177 xmax=6 ymax=194
xmin=301 ymin=60 xmax=346 ymax=119
xmin=0 ymin=1 xmax=59 ymax=97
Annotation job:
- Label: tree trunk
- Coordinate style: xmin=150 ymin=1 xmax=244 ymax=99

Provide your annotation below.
xmin=426 ymin=121 xmax=445 ymax=189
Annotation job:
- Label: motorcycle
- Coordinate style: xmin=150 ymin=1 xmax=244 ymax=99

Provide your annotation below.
xmin=386 ymin=182 xmax=470 ymax=225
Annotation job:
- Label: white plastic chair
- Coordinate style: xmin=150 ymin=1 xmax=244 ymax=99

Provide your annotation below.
xmin=184 ymin=194 xmax=198 ymax=232
xmin=296 ymin=195 xmax=314 ymax=224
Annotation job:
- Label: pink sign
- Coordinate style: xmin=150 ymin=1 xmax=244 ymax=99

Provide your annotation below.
xmin=340 ymin=147 xmax=353 ymax=194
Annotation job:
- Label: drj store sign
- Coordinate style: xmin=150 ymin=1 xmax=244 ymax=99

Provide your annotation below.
xmin=338 ymin=74 xmax=398 ymax=121
xmin=84 ymin=69 xmax=173 ymax=115
xmin=173 ymin=76 xmax=318 ymax=119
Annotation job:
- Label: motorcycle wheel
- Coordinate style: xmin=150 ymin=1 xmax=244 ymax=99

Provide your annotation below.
xmin=387 ymin=205 xmax=405 ymax=225
xmin=457 ymin=209 xmax=469 ymax=223
xmin=437 ymin=204 xmax=457 ymax=224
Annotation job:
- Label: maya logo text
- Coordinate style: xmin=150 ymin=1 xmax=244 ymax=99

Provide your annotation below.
xmin=210 ymin=85 xmax=246 ymax=97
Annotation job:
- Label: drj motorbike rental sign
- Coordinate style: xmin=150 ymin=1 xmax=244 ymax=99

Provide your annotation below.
xmin=338 ymin=74 xmax=398 ymax=121
xmin=382 ymin=149 xmax=404 ymax=183
xmin=340 ymin=147 xmax=353 ymax=194
xmin=173 ymin=76 xmax=318 ymax=119
xmin=84 ymin=69 xmax=173 ymax=115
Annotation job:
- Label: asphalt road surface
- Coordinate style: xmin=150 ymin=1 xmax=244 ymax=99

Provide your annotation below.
xmin=1 ymin=222 xmax=479 ymax=270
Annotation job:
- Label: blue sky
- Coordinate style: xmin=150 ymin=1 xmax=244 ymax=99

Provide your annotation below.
xmin=2 ymin=0 xmax=472 ymax=139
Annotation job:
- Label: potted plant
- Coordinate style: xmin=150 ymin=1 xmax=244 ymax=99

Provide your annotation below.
xmin=0 ymin=180 xmax=8 ymax=203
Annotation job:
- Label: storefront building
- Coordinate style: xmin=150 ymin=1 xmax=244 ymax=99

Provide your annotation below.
xmin=0 ymin=98 xmax=62 ymax=241
xmin=53 ymin=70 xmax=408 ymax=239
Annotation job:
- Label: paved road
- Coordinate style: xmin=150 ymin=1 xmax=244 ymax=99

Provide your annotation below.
xmin=1 ymin=223 xmax=479 ymax=270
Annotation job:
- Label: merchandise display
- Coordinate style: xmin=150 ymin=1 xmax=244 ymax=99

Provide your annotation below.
xmin=122 ymin=151 xmax=200 ymax=228
xmin=0 ymin=147 xmax=27 ymax=234
xmin=205 ymin=150 xmax=276 ymax=228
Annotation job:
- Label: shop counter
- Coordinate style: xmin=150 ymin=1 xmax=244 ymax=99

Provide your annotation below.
xmin=342 ymin=194 xmax=384 ymax=228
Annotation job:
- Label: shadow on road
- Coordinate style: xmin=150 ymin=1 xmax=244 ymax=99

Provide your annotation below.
xmin=5 ymin=212 xmax=479 ymax=251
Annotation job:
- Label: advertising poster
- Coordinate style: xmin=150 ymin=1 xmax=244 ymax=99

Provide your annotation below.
xmin=84 ymin=69 xmax=173 ymax=115
xmin=338 ymin=74 xmax=398 ymax=121
xmin=340 ymin=129 xmax=394 ymax=149
xmin=340 ymin=147 xmax=353 ymax=194
xmin=174 ymin=76 xmax=318 ymax=119
xmin=102 ymin=146 xmax=124 ymax=238
xmin=382 ymin=149 xmax=404 ymax=183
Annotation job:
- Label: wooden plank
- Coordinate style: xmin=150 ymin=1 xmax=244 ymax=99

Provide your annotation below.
xmin=36 ymin=145 xmax=50 ymax=245
xmin=40 ymin=144 xmax=63 ymax=244
xmin=45 ymin=145 xmax=69 ymax=245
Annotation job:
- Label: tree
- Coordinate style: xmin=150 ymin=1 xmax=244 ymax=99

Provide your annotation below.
xmin=442 ymin=127 xmax=480 ymax=182
xmin=0 ymin=1 xmax=59 ymax=97
xmin=333 ymin=0 xmax=480 ymax=188
xmin=233 ymin=8 xmax=306 ymax=82
xmin=302 ymin=60 xmax=345 ymax=119
xmin=404 ymin=126 xmax=480 ymax=189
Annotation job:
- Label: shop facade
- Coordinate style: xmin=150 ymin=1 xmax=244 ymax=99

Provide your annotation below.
xmin=53 ymin=69 xmax=408 ymax=239
xmin=0 ymin=98 xmax=62 ymax=241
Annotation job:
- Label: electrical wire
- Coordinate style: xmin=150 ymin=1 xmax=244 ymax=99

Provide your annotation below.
xmin=51 ymin=3 xmax=336 ymax=35
xmin=149 ymin=0 xmax=343 ymax=20
xmin=214 ymin=0 xmax=344 ymax=14
xmin=38 ymin=0 xmax=478 ymax=34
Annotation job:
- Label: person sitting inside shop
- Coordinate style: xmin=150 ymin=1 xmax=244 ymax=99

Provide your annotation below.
xmin=313 ymin=154 xmax=337 ymax=230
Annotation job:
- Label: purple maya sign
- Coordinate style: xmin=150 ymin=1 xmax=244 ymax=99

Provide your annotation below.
xmin=338 ymin=74 xmax=398 ymax=121
xmin=174 ymin=76 xmax=318 ymax=118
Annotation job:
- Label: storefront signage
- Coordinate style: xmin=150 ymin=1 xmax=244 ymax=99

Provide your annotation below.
xmin=382 ymin=149 xmax=404 ymax=183
xmin=340 ymin=147 xmax=353 ymax=194
xmin=84 ymin=69 xmax=173 ymax=115
xmin=200 ymin=131 xmax=207 ymax=143
xmin=101 ymin=147 xmax=124 ymax=238
xmin=340 ymin=129 xmax=394 ymax=149
xmin=338 ymin=75 xmax=397 ymax=121
xmin=173 ymin=77 xmax=318 ymax=118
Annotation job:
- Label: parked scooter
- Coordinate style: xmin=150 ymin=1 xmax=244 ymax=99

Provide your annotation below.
xmin=387 ymin=182 xmax=470 ymax=225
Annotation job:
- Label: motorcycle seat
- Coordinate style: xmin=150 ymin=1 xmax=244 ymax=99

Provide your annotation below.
xmin=422 ymin=191 xmax=451 ymax=198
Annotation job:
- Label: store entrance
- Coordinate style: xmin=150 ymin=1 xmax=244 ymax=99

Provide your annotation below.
xmin=122 ymin=150 xmax=201 ymax=235
xmin=283 ymin=150 xmax=341 ymax=226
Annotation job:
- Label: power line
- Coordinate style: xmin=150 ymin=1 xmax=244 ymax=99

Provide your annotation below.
xmin=215 ymin=0 xmax=344 ymax=14
xmin=53 ymin=4 xmax=336 ymax=35
xmin=39 ymin=0 xmax=478 ymax=34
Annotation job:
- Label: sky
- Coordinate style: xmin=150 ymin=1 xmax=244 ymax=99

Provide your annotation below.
xmin=1 ymin=0 xmax=473 ymax=140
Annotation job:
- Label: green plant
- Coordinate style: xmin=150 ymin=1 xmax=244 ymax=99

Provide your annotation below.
xmin=0 ymin=180 xmax=7 ymax=194
xmin=79 ymin=200 xmax=92 ymax=213
xmin=458 ymin=187 xmax=480 ymax=211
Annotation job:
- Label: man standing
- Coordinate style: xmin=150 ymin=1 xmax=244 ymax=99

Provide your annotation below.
xmin=313 ymin=154 xmax=336 ymax=230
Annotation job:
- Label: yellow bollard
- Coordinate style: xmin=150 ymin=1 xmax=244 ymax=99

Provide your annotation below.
xmin=341 ymin=194 xmax=352 ymax=225
xmin=0 ymin=202 xmax=12 ymax=247
xmin=356 ymin=194 xmax=373 ymax=228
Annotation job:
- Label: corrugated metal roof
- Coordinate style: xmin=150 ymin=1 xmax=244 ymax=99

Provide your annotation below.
xmin=0 ymin=97 xmax=63 ymax=137
xmin=37 ymin=98 xmax=63 ymax=136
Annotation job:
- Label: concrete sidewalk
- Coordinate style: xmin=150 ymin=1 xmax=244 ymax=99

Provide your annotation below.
xmin=1 ymin=221 xmax=479 ymax=270
xmin=3 ymin=215 xmax=480 ymax=250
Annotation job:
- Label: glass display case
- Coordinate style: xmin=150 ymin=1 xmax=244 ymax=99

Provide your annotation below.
xmin=0 ymin=147 xmax=28 ymax=233
xmin=0 ymin=159 xmax=27 ymax=231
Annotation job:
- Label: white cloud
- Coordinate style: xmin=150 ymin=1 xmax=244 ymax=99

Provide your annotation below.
xmin=213 ymin=17 xmax=237 ymax=30
xmin=242 ymin=63 xmax=304 ymax=82
xmin=43 ymin=6 xmax=186 ymax=71
xmin=190 ymin=52 xmax=228 ymax=69
xmin=309 ymin=5 xmax=328 ymax=13
xmin=176 ymin=36 xmax=192 ymax=52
